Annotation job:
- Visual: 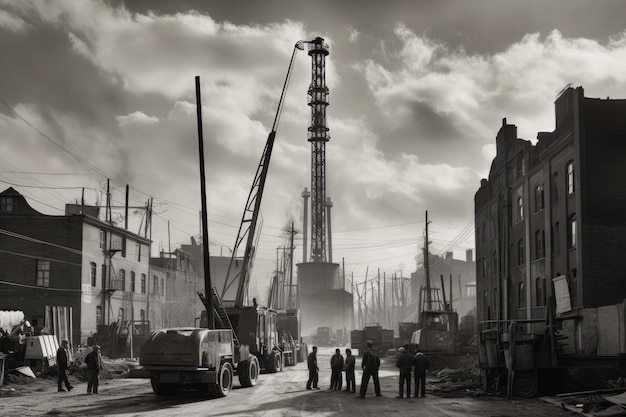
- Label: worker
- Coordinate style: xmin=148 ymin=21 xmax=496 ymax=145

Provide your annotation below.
xmin=343 ymin=348 xmax=356 ymax=393
xmin=85 ymin=345 xmax=103 ymax=394
xmin=330 ymin=348 xmax=344 ymax=390
xmin=306 ymin=345 xmax=319 ymax=390
xmin=56 ymin=340 xmax=74 ymax=392
xmin=395 ymin=346 xmax=413 ymax=398
xmin=358 ymin=340 xmax=381 ymax=398
xmin=413 ymin=348 xmax=430 ymax=398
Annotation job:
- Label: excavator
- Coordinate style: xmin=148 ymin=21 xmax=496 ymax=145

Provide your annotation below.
xmin=130 ymin=40 xmax=309 ymax=395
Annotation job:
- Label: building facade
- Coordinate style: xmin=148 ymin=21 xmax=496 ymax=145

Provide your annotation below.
xmin=475 ymin=86 xmax=626 ymax=333
xmin=0 ymin=187 xmax=151 ymax=346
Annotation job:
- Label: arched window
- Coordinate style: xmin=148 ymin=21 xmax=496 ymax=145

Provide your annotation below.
xmin=517 ymin=197 xmax=524 ymax=222
xmin=567 ymin=161 xmax=575 ymax=194
xmin=535 ymin=229 xmax=545 ymax=259
xmin=130 ymin=271 xmax=136 ymax=293
xmin=519 ymin=282 xmax=526 ymax=308
xmin=90 ymin=262 xmax=97 ymax=287
xmin=518 ymin=239 xmax=525 ymax=265
xmin=568 ymin=214 xmax=577 ymax=248
xmin=535 ymin=277 xmax=546 ymax=307
xmin=535 ymin=184 xmax=544 ymax=212
xmin=141 ymin=273 xmax=146 ymax=294
xmin=119 ymin=269 xmax=126 ymax=291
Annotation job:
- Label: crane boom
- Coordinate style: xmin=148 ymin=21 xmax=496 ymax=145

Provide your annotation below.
xmin=221 ymin=41 xmax=305 ymax=307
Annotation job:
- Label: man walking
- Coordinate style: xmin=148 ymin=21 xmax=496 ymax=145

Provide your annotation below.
xmin=330 ymin=348 xmax=344 ymax=390
xmin=395 ymin=346 xmax=412 ymax=398
xmin=85 ymin=345 xmax=103 ymax=394
xmin=414 ymin=349 xmax=430 ymax=398
xmin=56 ymin=340 xmax=73 ymax=392
xmin=343 ymin=348 xmax=356 ymax=393
xmin=306 ymin=345 xmax=319 ymax=390
xmin=358 ymin=340 xmax=381 ymax=397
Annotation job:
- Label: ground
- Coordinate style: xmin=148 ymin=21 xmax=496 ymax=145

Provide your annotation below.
xmin=0 ymin=347 xmax=575 ymax=416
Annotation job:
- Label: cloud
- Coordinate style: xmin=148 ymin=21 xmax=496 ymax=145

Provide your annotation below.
xmin=348 ymin=27 xmax=359 ymax=42
xmin=0 ymin=8 xmax=27 ymax=32
xmin=116 ymin=111 xmax=159 ymax=127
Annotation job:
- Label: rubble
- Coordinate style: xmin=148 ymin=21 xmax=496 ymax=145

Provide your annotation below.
xmin=428 ymin=365 xmax=483 ymax=397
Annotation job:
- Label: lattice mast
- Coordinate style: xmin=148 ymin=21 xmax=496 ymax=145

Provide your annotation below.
xmin=307 ymin=37 xmax=330 ymax=262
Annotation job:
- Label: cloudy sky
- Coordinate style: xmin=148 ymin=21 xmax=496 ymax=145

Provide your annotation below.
xmin=2 ymin=0 xmax=626 ymax=299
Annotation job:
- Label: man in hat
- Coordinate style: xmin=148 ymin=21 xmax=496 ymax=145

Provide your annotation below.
xmin=56 ymin=340 xmax=73 ymax=392
xmin=343 ymin=348 xmax=356 ymax=393
xmin=413 ymin=348 xmax=430 ymax=397
xmin=358 ymin=340 xmax=381 ymax=397
xmin=330 ymin=348 xmax=344 ymax=390
xmin=85 ymin=345 xmax=104 ymax=394
xmin=395 ymin=346 xmax=412 ymax=398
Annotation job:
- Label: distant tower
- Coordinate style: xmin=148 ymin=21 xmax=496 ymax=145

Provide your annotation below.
xmin=307 ymin=37 xmax=330 ymax=262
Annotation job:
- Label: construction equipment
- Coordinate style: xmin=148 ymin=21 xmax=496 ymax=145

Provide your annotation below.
xmin=129 ymin=40 xmax=309 ymax=394
xmin=350 ymin=325 xmax=394 ymax=356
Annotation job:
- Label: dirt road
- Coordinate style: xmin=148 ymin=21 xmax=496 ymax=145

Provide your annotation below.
xmin=0 ymin=347 xmax=572 ymax=416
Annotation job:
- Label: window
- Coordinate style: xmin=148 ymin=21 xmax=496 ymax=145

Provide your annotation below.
xmin=0 ymin=196 xmax=17 ymax=212
xmin=153 ymin=275 xmax=159 ymax=294
xmin=130 ymin=271 xmax=136 ymax=292
xmin=518 ymin=239 xmax=525 ymax=265
xmin=517 ymin=197 xmax=524 ymax=223
xmin=566 ymin=161 xmax=575 ymax=195
xmin=36 ymin=260 xmax=50 ymax=287
xmin=516 ymin=152 xmax=526 ymax=178
xmin=482 ymin=291 xmax=488 ymax=314
xmin=90 ymin=262 xmax=97 ymax=287
xmin=141 ymin=273 xmax=146 ymax=294
xmin=536 ymin=277 xmax=546 ymax=307
xmin=121 ymin=237 xmax=127 ymax=257
xmin=552 ymin=173 xmax=559 ymax=202
xmin=481 ymin=257 xmax=487 ymax=279
xmin=102 ymin=264 xmax=107 ymax=288
xmin=466 ymin=285 xmax=476 ymax=296
xmin=519 ymin=282 xmax=526 ymax=308
xmin=535 ymin=184 xmax=544 ymax=212
xmin=568 ymin=214 xmax=577 ymax=248
xmin=96 ymin=306 xmax=103 ymax=325
xmin=118 ymin=308 xmax=125 ymax=322
xmin=535 ymin=229 xmax=545 ymax=259
xmin=140 ymin=309 xmax=146 ymax=323
xmin=161 ymin=277 xmax=165 ymax=296
xmin=119 ymin=269 xmax=126 ymax=292
xmin=99 ymin=230 xmax=106 ymax=250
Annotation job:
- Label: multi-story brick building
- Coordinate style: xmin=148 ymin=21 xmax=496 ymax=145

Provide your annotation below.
xmin=0 ymin=187 xmax=151 ymax=346
xmin=475 ymin=86 xmax=626 ymax=336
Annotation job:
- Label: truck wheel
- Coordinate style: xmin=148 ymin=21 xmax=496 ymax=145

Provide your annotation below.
xmin=267 ymin=351 xmax=282 ymax=373
xmin=214 ymin=362 xmax=233 ymax=397
xmin=513 ymin=370 xmax=538 ymax=397
xmin=151 ymin=378 xmax=178 ymax=396
xmin=238 ymin=356 xmax=259 ymax=387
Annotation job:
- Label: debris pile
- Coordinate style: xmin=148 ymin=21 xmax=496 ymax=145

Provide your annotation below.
xmin=428 ymin=366 xmax=483 ymax=397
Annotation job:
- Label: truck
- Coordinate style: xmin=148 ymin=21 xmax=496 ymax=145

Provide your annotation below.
xmin=133 ymin=327 xmax=258 ymax=397
xmin=276 ymin=308 xmax=305 ymax=364
xmin=351 ymin=325 xmax=394 ymax=356
xmin=410 ymin=310 xmax=459 ymax=355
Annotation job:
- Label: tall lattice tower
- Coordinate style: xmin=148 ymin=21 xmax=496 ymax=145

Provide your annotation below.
xmin=307 ymin=37 xmax=330 ymax=262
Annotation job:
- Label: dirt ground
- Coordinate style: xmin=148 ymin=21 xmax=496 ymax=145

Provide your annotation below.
xmin=0 ymin=347 xmax=574 ymax=416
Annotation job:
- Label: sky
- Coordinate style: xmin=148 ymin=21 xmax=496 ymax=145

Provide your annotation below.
xmin=2 ymin=0 xmax=626 ymax=301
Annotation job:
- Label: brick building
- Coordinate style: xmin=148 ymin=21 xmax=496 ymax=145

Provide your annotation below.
xmin=475 ymin=86 xmax=626 ymax=333
xmin=0 ymin=187 xmax=151 ymax=346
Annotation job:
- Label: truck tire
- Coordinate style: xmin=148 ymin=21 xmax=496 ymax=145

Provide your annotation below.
xmin=151 ymin=378 xmax=178 ymax=396
xmin=212 ymin=362 xmax=233 ymax=398
xmin=238 ymin=356 xmax=259 ymax=387
xmin=267 ymin=351 xmax=282 ymax=373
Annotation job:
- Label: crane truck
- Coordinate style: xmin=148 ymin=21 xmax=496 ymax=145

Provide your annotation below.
xmin=127 ymin=40 xmax=308 ymax=395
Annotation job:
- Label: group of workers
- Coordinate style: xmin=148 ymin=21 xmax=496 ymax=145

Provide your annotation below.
xmin=306 ymin=341 xmax=430 ymax=398
xmin=56 ymin=340 xmax=104 ymax=394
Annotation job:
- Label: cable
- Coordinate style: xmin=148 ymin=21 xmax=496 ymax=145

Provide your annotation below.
xmin=0 ymin=279 xmax=82 ymax=292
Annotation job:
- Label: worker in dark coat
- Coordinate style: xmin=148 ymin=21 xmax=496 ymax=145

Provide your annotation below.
xmin=56 ymin=340 xmax=73 ymax=392
xmin=413 ymin=349 xmax=430 ymax=397
xmin=358 ymin=340 xmax=381 ymax=397
xmin=85 ymin=345 xmax=104 ymax=394
xmin=306 ymin=345 xmax=319 ymax=390
xmin=395 ymin=346 xmax=413 ymax=398
xmin=343 ymin=348 xmax=356 ymax=393
xmin=330 ymin=348 xmax=344 ymax=390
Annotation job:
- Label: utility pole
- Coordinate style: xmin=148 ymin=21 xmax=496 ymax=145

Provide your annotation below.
xmin=377 ymin=268 xmax=381 ymax=326
xmin=424 ymin=210 xmax=432 ymax=311
xmin=288 ymin=222 xmax=295 ymax=308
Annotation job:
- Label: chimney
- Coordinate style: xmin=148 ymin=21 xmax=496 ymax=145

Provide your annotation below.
xmin=466 ymin=249 xmax=473 ymax=263
xmin=445 ymin=252 xmax=453 ymax=263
